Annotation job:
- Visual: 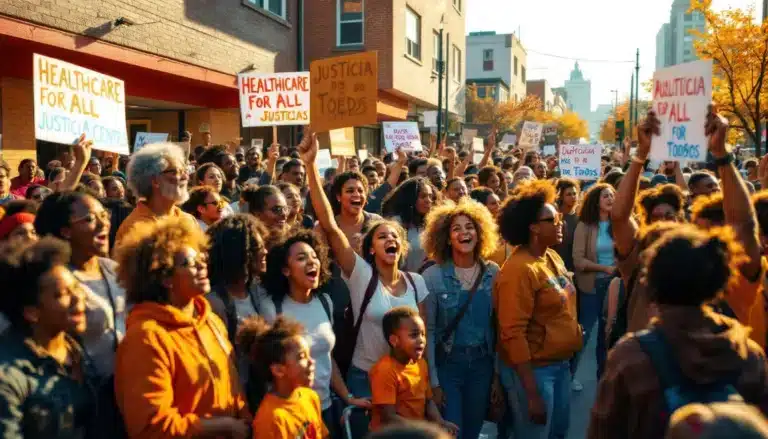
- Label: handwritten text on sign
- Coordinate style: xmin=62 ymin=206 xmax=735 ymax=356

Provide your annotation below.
xmin=383 ymin=122 xmax=422 ymax=152
xmin=519 ymin=121 xmax=543 ymax=148
xmin=559 ymin=144 xmax=602 ymax=180
xmin=310 ymin=51 xmax=378 ymax=132
xmin=651 ymin=60 xmax=712 ymax=162
xmin=33 ymin=54 xmax=129 ymax=154
xmin=238 ymin=72 xmax=310 ymax=127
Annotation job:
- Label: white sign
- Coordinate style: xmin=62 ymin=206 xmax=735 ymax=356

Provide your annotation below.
xmin=559 ymin=144 xmax=602 ymax=180
xmin=250 ymin=138 xmax=264 ymax=150
xmin=423 ymin=111 xmax=438 ymax=128
xmin=543 ymin=144 xmax=557 ymax=156
xmin=650 ymin=60 xmax=713 ymax=162
xmin=519 ymin=121 xmax=543 ymax=148
xmin=238 ymin=71 xmax=310 ymax=127
xmin=501 ymin=133 xmax=517 ymax=145
xmin=134 ymin=132 xmax=169 ymax=152
xmin=383 ymin=122 xmax=422 ymax=152
xmin=472 ymin=137 xmax=484 ymax=163
xmin=358 ymin=149 xmax=369 ymax=161
xmin=33 ymin=54 xmax=129 ymax=154
xmin=316 ymin=149 xmax=333 ymax=175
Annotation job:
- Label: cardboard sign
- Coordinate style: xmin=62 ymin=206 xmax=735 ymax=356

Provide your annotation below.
xmin=519 ymin=121 xmax=543 ymax=148
xmin=250 ymin=138 xmax=264 ymax=150
xmin=423 ymin=111 xmax=438 ymax=128
xmin=462 ymin=128 xmax=478 ymax=146
xmin=383 ymin=122 xmax=422 ymax=152
xmin=33 ymin=54 xmax=129 ymax=154
xmin=650 ymin=60 xmax=713 ymax=162
xmin=134 ymin=132 xmax=169 ymax=152
xmin=559 ymin=144 xmax=602 ymax=180
xmin=310 ymin=51 xmax=378 ymax=132
xmin=322 ymin=128 xmax=356 ymax=157
xmin=472 ymin=137 xmax=484 ymax=164
xmin=238 ymin=72 xmax=310 ymax=127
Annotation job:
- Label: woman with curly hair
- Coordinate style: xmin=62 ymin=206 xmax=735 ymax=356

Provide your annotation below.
xmin=382 ymin=176 xmax=439 ymax=272
xmin=113 ymin=217 xmax=250 ymax=438
xmin=553 ymin=178 xmax=580 ymax=273
xmin=494 ymin=180 xmax=582 ymax=439
xmin=298 ymin=132 xmax=430 ymax=401
xmin=421 ymin=199 xmax=501 ymax=439
xmin=588 ymin=225 xmax=768 ymax=439
xmin=181 ymin=186 xmax=226 ymax=231
xmin=257 ymin=228 xmax=371 ymax=435
xmin=278 ymin=182 xmax=314 ymax=229
xmin=635 ymin=183 xmax=685 ymax=225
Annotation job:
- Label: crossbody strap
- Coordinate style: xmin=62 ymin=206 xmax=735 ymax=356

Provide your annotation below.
xmin=403 ymin=272 xmax=419 ymax=305
xmin=441 ymin=263 xmax=487 ymax=344
xmin=352 ymin=271 xmax=379 ymax=340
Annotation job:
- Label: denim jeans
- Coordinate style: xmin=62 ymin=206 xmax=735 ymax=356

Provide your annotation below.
xmin=572 ymin=275 xmax=612 ymax=378
xmin=499 ymin=360 xmax=571 ymax=439
xmin=345 ymin=365 xmax=372 ymax=437
xmin=437 ymin=346 xmax=493 ymax=439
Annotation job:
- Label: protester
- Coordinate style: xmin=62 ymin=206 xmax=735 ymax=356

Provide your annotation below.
xmin=279 ymin=182 xmax=314 ymax=229
xmin=181 ymin=186 xmax=226 ymax=231
xmin=553 ymin=177 xmax=580 ymax=273
xmin=244 ymin=184 xmax=290 ymax=245
xmin=0 ymin=161 xmax=19 ymax=206
xmin=10 ymin=158 xmax=46 ymax=198
xmin=382 ymin=177 xmax=438 ymax=272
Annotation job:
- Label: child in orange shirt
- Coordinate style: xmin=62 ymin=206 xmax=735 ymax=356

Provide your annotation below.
xmin=240 ymin=316 xmax=328 ymax=439
xmin=369 ymin=307 xmax=458 ymax=434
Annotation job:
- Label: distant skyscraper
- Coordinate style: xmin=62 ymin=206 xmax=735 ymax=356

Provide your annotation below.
xmin=655 ymin=0 xmax=705 ymax=68
xmin=564 ymin=62 xmax=591 ymax=121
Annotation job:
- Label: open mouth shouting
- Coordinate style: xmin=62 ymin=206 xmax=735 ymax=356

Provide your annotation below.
xmin=305 ymin=266 xmax=320 ymax=286
xmin=385 ymin=243 xmax=398 ymax=255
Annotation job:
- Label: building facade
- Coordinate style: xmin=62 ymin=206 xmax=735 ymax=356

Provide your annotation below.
xmin=526 ymin=79 xmax=554 ymax=112
xmin=552 ymin=93 xmax=567 ymax=116
xmin=304 ymin=0 xmax=466 ymax=153
xmin=564 ymin=62 xmax=591 ymax=121
xmin=466 ymin=31 xmax=527 ymax=102
xmin=655 ymin=0 xmax=705 ymax=69
xmin=0 ymin=0 xmax=302 ymax=171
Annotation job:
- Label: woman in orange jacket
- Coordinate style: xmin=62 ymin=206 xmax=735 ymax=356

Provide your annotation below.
xmin=113 ymin=216 xmax=251 ymax=439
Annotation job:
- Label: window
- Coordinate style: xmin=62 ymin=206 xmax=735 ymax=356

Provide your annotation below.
xmin=483 ymin=49 xmax=494 ymax=71
xmin=432 ymin=32 xmax=440 ymax=72
xmin=477 ymin=87 xmax=486 ymax=98
xmin=684 ymin=12 xmax=692 ymax=21
xmin=338 ymin=0 xmax=364 ymax=46
xmin=499 ymin=88 xmax=508 ymax=103
xmin=405 ymin=7 xmax=421 ymax=59
xmin=453 ymin=0 xmax=461 ymax=11
xmin=514 ymin=56 xmax=518 ymax=75
xmin=453 ymin=45 xmax=462 ymax=81
xmin=521 ymin=65 xmax=526 ymax=83
xmin=246 ymin=0 xmax=286 ymax=19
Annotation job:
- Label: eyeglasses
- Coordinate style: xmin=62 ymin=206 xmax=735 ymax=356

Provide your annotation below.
xmin=270 ymin=205 xmax=289 ymax=215
xmin=538 ymin=213 xmax=563 ymax=225
xmin=71 ymin=210 xmax=111 ymax=225
xmin=177 ymin=255 xmax=207 ymax=269
xmin=203 ymin=200 xmax=227 ymax=208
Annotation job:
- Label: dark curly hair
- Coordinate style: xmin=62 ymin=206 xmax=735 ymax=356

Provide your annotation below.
xmin=555 ymin=178 xmax=580 ymax=206
xmin=261 ymin=228 xmax=331 ymax=303
xmin=242 ymin=185 xmax=282 ymax=215
xmin=2 ymin=200 xmax=39 ymax=217
xmin=207 ymin=214 xmax=266 ymax=289
xmin=601 ymin=170 xmax=624 ymax=189
xmin=195 ymin=163 xmax=225 ymax=187
xmin=382 ymin=306 xmax=421 ymax=346
xmin=330 ymin=171 xmax=369 ymax=215
xmin=360 ymin=220 xmax=410 ymax=267
xmin=34 ymin=191 xmax=98 ymax=239
xmin=753 ymin=191 xmax=768 ymax=238
xmin=181 ymin=186 xmax=219 ymax=219
xmin=497 ymin=180 xmax=556 ymax=246
xmin=469 ymin=187 xmax=496 ymax=206
xmin=382 ymin=177 xmax=438 ymax=228
xmin=636 ymin=184 xmax=685 ymax=226
xmin=578 ymin=183 xmax=614 ymax=226
xmin=644 ymin=224 xmax=747 ymax=306
xmin=690 ymin=192 xmax=726 ymax=226
xmin=478 ymin=166 xmax=501 ymax=188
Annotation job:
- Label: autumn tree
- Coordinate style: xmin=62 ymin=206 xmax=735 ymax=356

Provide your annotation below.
xmin=599 ymin=100 xmax=652 ymax=143
xmin=465 ymin=85 xmax=541 ymax=133
xmin=690 ymin=0 xmax=768 ymax=155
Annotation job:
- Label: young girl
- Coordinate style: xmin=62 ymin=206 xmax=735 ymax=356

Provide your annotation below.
xmin=241 ymin=316 xmax=327 ymax=439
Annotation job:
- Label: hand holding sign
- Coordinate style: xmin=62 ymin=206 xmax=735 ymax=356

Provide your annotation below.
xmin=73 ymin=133 xmax=94 ymax=163
xmin=637 ymin=111 xmax=660 ymax=159
xmin=705 ymin=106 xmax=729 ymax=158
xmin=298 ymin=131 xmax=318 ymax=163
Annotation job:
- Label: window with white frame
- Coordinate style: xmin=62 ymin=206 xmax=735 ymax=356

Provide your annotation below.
xmin=453 ymin=45 xmax=462 ymax=81
xmin=246 ymin=0 xmax=286 ymax=19
xmin=405 ymin=7 xmax=421 ymax=60
xmin=338 ymin=0 xmax=364 ymax=45
xmin=432 ymin=32 xmax=440 ymax=72
xmin=483 ymin=48 xmax=493 ymax=71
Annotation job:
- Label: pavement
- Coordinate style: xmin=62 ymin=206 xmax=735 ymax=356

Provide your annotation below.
xmin=479 ymin=328 xmax=599 ymax=439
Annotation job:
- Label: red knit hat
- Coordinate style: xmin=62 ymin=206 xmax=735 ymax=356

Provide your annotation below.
xmin=0 ymin=213 xmax=35 ymax=240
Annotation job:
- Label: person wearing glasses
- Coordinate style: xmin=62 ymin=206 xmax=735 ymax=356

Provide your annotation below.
xmin=493 ymin=180 xmax=582 ymax=439
xmin=113 ymin=142 xmax=196 ymax=248
xmin=243 ymin=184 xmax=290 ymax=248
xmin=182 ymin=186 xmax=226 ymax=231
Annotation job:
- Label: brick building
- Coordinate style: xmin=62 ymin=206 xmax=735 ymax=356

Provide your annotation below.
xmin=0 ymin=0 xmax=301 ymax=171
xmin=304 ymin=0 xmax=466 ymax=153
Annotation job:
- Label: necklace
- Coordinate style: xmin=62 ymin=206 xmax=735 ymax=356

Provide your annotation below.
xmin=456 ymin=263 xmax=479 ymax=288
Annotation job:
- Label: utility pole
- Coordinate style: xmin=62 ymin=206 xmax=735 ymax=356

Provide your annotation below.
xmin=634 ymin=49 xmax=640 ymax=129
xmin=444 ymin=32 xmax=450 ymax=142
xmin=436 ymin=23 xmax=444 ymax=143
xmin=629 ymin=73 xmax=634 ymax=139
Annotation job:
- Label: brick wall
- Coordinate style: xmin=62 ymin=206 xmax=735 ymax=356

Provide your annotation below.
xmin=0 ymin=0 xmax=299 ymax=75
xmin=0 ymin=78 xmax=36 ymax=175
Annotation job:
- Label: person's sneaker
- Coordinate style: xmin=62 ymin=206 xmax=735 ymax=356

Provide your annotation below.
xmin=572 ymin=379 xmax=584 ymax=391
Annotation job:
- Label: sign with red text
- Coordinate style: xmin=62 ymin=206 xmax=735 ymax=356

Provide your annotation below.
xmin=559 ymin=143 xmax=602 ymax=180
xmin=383 ymin=122 xmax=422 ymax=152
xmin=33 ymin=54 xmax=129 ymax=154
xmin=650 ymin=60 xmax=712 ymax=162
xmin=310 ymin=51 xmax=378 ymax=132
xmin=238 ymin=72 xmax=310 ymax=127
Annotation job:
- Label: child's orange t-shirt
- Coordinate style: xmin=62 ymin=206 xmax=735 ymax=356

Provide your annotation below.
xmin=369 ymin=355 xmax=432 ymax=430
xmin=252 ymin=387 xmax=328 ymax=439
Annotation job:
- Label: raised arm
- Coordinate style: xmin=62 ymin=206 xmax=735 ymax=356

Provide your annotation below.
xmin=298 ymin=131 xmax=357 ymax=277
xmin=478 ymin=130 xmax=496 ymax=169
xmin=59 ymin=134 xmax=91 ymax=192
xmin=385 ymin=149 xmax=408 ymax=188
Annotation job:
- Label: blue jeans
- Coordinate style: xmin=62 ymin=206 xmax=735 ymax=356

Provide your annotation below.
xmin=499 ymin=360 xmax=571 ymax=439
xmin=346 ymin=365 xmax=372 ymax=398
xmin=437 ymin=346 xmax=493 ymax=439
xmin=573 ymin=275 xmax=612 ymax=378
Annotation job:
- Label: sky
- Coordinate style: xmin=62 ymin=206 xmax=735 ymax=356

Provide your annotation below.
xmin=465 ymin=0 xmax=761 ymax=112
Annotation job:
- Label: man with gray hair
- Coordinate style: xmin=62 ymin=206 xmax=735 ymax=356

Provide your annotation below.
xmin=113 ymin=142 xmax=196 ymax=247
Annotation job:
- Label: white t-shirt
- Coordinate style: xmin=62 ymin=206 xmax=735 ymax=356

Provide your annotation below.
xmin=233 ymin=295 xmax=259 ymax=324
xmin=343 ymin=253 xmax=429 ymax=372
xmin=258 ymin=292 xmax=335 ymax=410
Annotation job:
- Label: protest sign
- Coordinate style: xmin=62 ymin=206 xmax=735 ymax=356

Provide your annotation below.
xmin=134 ymin=132 xmax=169 ymax=152
xmin=543 ymin=124 xmax=558 ymax=145
xmin=238 ymin=72 xmax=310 ymax=127
xmin=501 ymin=133 xmax=517 ymax=145
xmin=543 ymin=144 xmax=557 ymax=156
xmin=423 ymin=111 xmax=438 ymax=128
xmin=519 ymin=121 xmax=543 ymax=148
xmin=472 ymin=137 xmax=484 ymax=164
xmin=383 ymin=122 xmax=422 ymax=152
xmin=310 ymin=51 xmax=378 ymax=132
xmin=650 ymin=60 xmax=713 ymax=162
xmin=250 ymin=138 xmax=264 ymax=150
xmin=319 ymin=128 xmax=356 ymax=157
xmin=559 ymin=143 xmax=602 ymax=180
xmin=358 ymin=149 xmax=369 ymax=161
xmin=33 ymin=54 xmax=129 ymax=154
xmin=316 ymin=149 xmax=333 ymax=175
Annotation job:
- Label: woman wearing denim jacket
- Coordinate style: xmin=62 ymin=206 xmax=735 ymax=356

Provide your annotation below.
xmin=422 ymin=199 xmax=501 ymax=439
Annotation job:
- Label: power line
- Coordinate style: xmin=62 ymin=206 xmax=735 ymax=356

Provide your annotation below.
xmin=525 ymin=48 xmax=635 ymax=64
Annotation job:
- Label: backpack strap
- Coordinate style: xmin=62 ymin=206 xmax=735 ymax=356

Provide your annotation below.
xmin=403 ymin=272 xmax=419 ymax=305
xmin=317 ymin=293 xmax=333 ymax=324
xmin=634 ymin=328 xmax=683 ymax=393
xmin=272 ymin=295 xmax=283 ymax=315
xmin=352 ymin=271 xmax=379 ymax=341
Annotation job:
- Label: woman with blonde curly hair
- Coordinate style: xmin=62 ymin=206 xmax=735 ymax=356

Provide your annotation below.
xmin=113 ymin=217 xmax=250 ymax=438
xmin=421 ymin=199 xmax=501 ymax=439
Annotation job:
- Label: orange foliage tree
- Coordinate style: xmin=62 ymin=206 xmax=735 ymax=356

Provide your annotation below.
xmin=465 ymin=85 xmax=541 ymax=133
xmin=599 ymin=100 xmax=652 ymax=143
xmin=690 ymin=0 xmax=768 ymax=155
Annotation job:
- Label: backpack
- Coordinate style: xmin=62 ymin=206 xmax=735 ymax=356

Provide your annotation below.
xmin=634 ymin=327 xmax=743 ymax=425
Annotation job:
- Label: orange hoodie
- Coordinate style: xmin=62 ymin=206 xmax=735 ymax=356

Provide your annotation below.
xmin=115 ymin=295 xmax=249 ymax=438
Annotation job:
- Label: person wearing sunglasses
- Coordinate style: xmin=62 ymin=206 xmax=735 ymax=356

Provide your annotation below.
xmin=493 ymin=179 xmax=582 ymax=439
xmin=243 ymin=184 xmax=290 ymax=247
xmin=182 ymin=186 xmax=226 ymax=232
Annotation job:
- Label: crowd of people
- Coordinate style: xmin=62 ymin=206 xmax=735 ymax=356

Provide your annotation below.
xmin=2 ymin=107 xmax=768 ymax=439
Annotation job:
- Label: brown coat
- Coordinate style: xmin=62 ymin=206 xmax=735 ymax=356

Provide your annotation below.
xmin=572 ymin=221 xmax=598 ymax=293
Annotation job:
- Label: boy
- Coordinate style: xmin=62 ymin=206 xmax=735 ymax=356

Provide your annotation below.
xmin=369 ymin=307 xmax=458 ymax=434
